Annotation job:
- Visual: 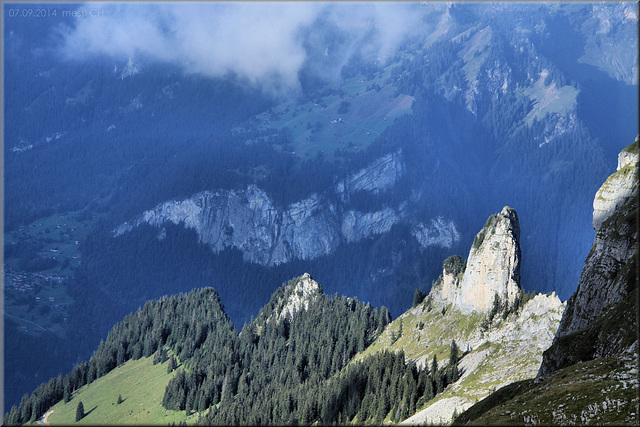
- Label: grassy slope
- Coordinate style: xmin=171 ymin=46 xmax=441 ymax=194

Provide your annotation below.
xmin=353 ymin=297 xmax=563 ymax=422
xmin=523 ymin=72 xmax=579 ymax=125
xmin=454 ymin=355 xmax=639 ymax=425
xmin=44 ymin=355 xmax=195 ymax=425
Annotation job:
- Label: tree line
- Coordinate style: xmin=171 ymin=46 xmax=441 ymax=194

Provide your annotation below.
xmin=3 ymin=277 xmax=464 ymax=425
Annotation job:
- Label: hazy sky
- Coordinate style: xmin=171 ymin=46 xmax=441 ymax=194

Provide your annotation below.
xmin=58 ymin=2 xmax=426 ymax=97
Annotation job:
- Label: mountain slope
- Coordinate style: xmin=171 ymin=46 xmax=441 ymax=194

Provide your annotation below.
xmin=354 ymin=207 xmax=565 ymax=424
xmin=3 ymin=1 xmax=638 ymax=413
xmin=539 ymin=139 xmax=638 ymax=376
xmin=455 ymin=140 xmax=639 ymax=425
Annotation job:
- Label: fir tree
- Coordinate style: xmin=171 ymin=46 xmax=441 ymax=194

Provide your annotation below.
xmin=75 ymin=401 xmax=85 ymax=421
xmin=413 ymin=289 xmax=426 ymax=307
xmin=168 ymin=355 xmax=177 ymax=374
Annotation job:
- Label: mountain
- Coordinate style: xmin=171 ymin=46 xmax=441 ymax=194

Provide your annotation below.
xmin=6 ymin=136 xmax=636 ymax=424
xmin=454 ymin=140 xmax=639 ymax=425
xmin=539 ymin=140 xmax=638 ymax=376
xmin=3 ymin=205 xmax=567 ymax=425
xmin=355 ymin=207 xmax=565 ymax=424
xmin=3 ymin=1 xmax=638 ymax=412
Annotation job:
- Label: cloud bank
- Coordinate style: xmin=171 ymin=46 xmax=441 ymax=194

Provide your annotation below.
xmin=57 ymin=2 xmax=425 ymax=97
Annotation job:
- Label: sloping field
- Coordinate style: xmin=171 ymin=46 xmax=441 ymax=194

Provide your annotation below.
xmin=44 ymin=355 xmax=194 ymax=425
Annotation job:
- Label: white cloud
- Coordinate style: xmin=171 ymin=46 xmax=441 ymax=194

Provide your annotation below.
xmin=57 ymin=2 xmax=424 ymax=97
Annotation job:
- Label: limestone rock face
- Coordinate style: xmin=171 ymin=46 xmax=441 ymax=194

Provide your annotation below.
xmin=113 ymin=151 xmax=460 ymax=265
xmin=539 ymin=140 xmax=638 ymax=378
xmin=393 ymin=289 xmax=565 ymax=426
xmin=341 ymin=207 xmax=403 ymax=243
xmin=335 ymin=149 xmax=404 ymax=201
xmin=432 ymin=206 xmax=521 ymax=314
xmin=114 ymin=185 xmax=341 ymax=266
xmin=277 ymin=273 xmax=321 ymax=321
xmin=552 ymin=142 xmax=638 ymax=339
xmin=592 ymin=145 xmax=638 ymax=230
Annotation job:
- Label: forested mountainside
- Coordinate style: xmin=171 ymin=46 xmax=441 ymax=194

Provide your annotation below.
xmin=454 ymin=140 xmax=639 ymax=425
xmin=5 ymin=141 xmax=637 ymax=425
xmin=4 ymin=203 xmax=567 ymax=425
xmin=3 ymin=1 xmax=638 ymax=412
xmin=4 ymin=275 xmax=460 ymax=425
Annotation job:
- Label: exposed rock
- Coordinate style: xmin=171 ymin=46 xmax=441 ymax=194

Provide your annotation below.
xmin=558 ymin=142 xmax=637 ymax=336
xmin=412 ymin=217 xmax=461 ymax=249
xmin=115 ymin=150 xmax=464 ymax=265
xmin=431 ymin=206 xmax=521 ymax=314
xmin=276 ymin=273 xmax=322 ymax=321
xmin=538 ymin=140 xmax=638 ymax=377
xmin=592 ymin=143 xmax=638 ymax=230
xmin=366 ymin=284 xmax=564 ymax=426
xmin=335 ymin=149 xmax=405 ymax=201
xmin=402 ymin=396 xmax=472 ymax=425
xmin=115 ymin=185 xmax=341 ymax=266
xmin=341 ymin=207 xmax=402 ymax=243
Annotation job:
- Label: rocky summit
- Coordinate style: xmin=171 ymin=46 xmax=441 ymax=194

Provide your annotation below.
xmin=455 ymin=140 xmax=638 ymax=425
xmin=431 ymin=206 xmax=521 ymax=314
xmin=356 ymin=206 xmax=564 ymax=425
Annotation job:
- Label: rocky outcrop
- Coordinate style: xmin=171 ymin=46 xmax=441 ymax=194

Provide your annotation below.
xmin=335 ymin=149 xmax=404 ymax=201
xmin=114 ymin=184 xmax=410 ymax=266
xmin=431 ymin=206 xmax=521 ymax=314
xmin=592 ymin=143 xmax=638 ymax=230
xmin=115 ymin=185 xmax=341 ymax=266
xmin=412 ymin=217 xmax=461 ymax=250
xmin=538 ymin=140 xmax=638 ymax=377
xmin=115 ymin=151 xmax=460 ymax=265
xmin=274 ymin=273 xmax=322 ymax=321
xmin=369 ymin=280 xmax=564 ymax=426
xmin=341 ymin=207 xmax=403 ymax=243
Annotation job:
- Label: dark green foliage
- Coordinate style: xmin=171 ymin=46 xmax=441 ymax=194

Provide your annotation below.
xmin=4 ymin=289 xmax=231 ymax=424
xmin=167 ymin=356 xmax=177 ymax=374
xmin=473 ymin=214 xmax=498 ymax=250
xmin=75 ymin=401 xmax=84 ymax=421
xmin=447 ymin=340 xmax=460 ymax=383
xmin=413 ymin=288 xmax=426 ymax=307
xmin=153 ymin=347 xmax=168 ymax=366
xmin=442 ymin=255 xmax=466 ymax=277
xmin=337 ymin=100 xmax=351 ymax=114
xmin=191 ymin=284 xmax=388 ymax=424
xmin=423 ymin=295 xmax=433 ymax=312
xmin=117 ymin=394 xmax=123 ymax=405
xmin=7 ymin=276 xmax=463 ymax=425
xmin=481 ymin=293 xmax=502 ymax=332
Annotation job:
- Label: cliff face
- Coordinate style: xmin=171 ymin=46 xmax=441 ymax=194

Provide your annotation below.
xmin=335 ymin=149 xmax=405 ymax=202
xmin=538 ymin=140 xmax=638 ymax=377
xmin=114 ymin=151 xmax=458 ymax=265
xmin=431 ymin=206 xmax=521 ymax=314
xmin=114 ymin=185 xmax=341 ymax=266
xmin=592 ymin=144 xmax=638 ymax=230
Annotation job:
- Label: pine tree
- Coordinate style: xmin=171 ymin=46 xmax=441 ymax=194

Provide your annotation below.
xmin=448 ymin=340 xmax=460 ymax=383
xmin=430 ymin=354 xmax=437 ymax=376
xmin=413 ymin=289 xmax=426 ymax=307
xmin=117 ymin=394 xmax=123 ymax=405
xmin=168 ymin=355 xmax=177 ymax=374
xmin=76 ymin=401 xmax=85 ymax=421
